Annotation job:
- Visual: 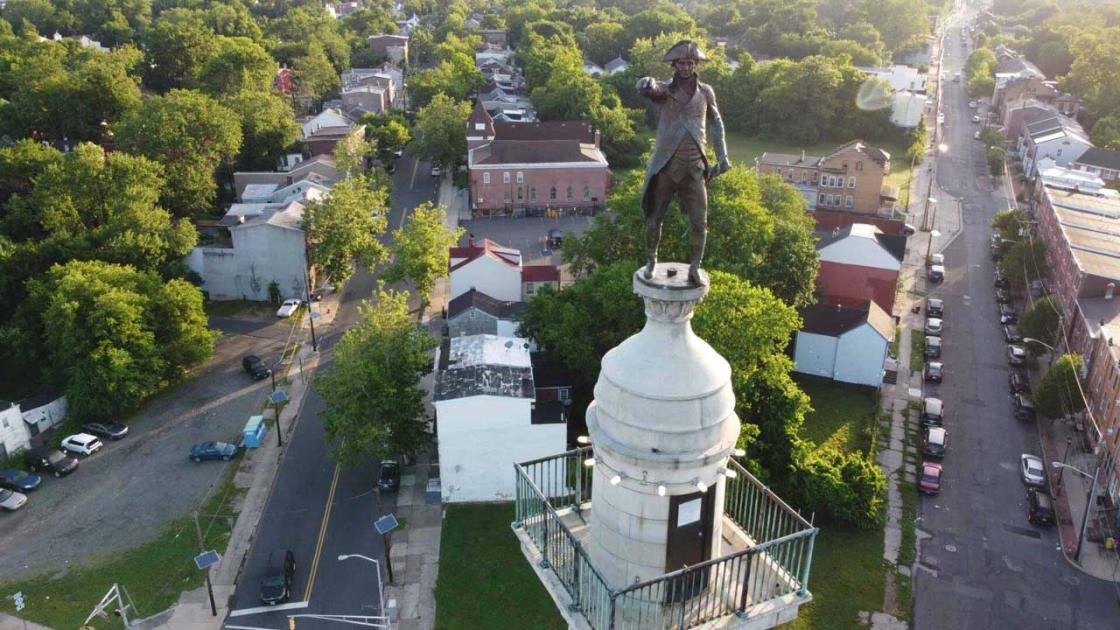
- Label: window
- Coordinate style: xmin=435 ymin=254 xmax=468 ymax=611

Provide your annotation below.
xmin=818 ymin=193 xmax=826 ymax=205
xmin=559 ymin=388 xmax=571 ymax=401
xmin=845 ymin=195 xmax=853 ymax=208
xmin=503 ymin=190 xmax=510 ymax=202
xmin=583 ymin=186 xmax=590 ymax=201
xmin=566 ymin=185 xmax=573 ymax=200
xmin=530 ymin=187 xmax=537 ymax=201
xmin=474 ymin=123 xmax=485 ymax=131
xmin=856 ymin=161 xmax=863 ymax=171
xmin=550 ymin=187 xmax=557 ymax=200
xmin=848 ymin=176 xmax=856 ymax=188
xmin=503 ymin=171 xmax=510 ymax=184
xmin=516 ymin=171 xmax=524 ymax=183
xmin=526 ymin=284 xmax=535 ymax=294
xmin=483 ymin=172 xmax=491 ymax=184
xmin=517 ymin=188 xmax=523 ymax=201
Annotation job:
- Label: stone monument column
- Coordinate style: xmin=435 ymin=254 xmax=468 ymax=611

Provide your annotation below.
xmin=585 ymin=262 xmax=742 ymax=589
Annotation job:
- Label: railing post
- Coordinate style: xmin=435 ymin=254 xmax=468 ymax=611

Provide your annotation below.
xmin=736 ymin=550 xmax=753 ymax=618
xmin=575 ymin=450 xmax=583 ymax=514
xmin=608 ymin=592 xmax=617 ymax=630
xmin=539 ymin=509 xmax=550 ymax=569
xmin=568 ymin=546 xmax=581 ymax=611
xmin=513 ymin=466 xmax=523 ymax=528
xmin=799 ymin=529 xmax=818 ymax=596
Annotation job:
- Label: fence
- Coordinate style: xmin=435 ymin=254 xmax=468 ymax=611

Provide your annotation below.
xmin=514 ymin=447 xmax=818 ymax=629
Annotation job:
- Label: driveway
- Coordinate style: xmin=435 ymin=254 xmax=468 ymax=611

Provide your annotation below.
xmin=0 ymin=309 xmax=297 ymax=582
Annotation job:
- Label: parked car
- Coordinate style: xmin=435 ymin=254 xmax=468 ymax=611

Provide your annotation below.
xmin=430 ymin=165 xmax=442 ymax=177
xmin=0 ymin=488 xmax=27 ymax=511
xmin=1003 ymin=324 xmax=1022 ymax=343
xmin=1027 ymin=488 xmax=1055 ymax=526
xmin=919 ymin=462 xmax=944 ymax=495
xmin=1013 ymin=394 xmax=1037 ymax=421
xmin=928 ymin=265 xmax=945 ymax=283
xmin=82 ymin=422 xmax=129 ymax=440
xmin=925 ymin=335 xmax=943 ymax=358
xmin=922 ymin=427 xmax=947 ymax=458
xmin=0 ymin=469 xmax=41 ymax=492
xmin=60 ymin=433 xmax=103 ymax=457
xmin=999 ymin=303 xmax=1018 ymax=324
xmin=973 ymin=130 xmax=981 ymax=140
xmin=924 ymin=361 xmax=944 ymax=383
xmin=927 ymin=298 xmax=944 ymax=318
xmin=995 ymin=288 xmax=1011 ymax=303
xmin=242 ymin=355 xmax=272 ymax=381
xmin=260 ymin=549 xmax=296 ymax=605
xmin=994 ymin=271 xmax=1010 ymax=288
xmin=928 ymin=253 xmax=945 ymax=267
xmin=971 ymin=114 xmax=981 ymax=123
xmin=378 ymin=460 xmax=401 ymax=492
xmin=547 ymin=229 xmax=564 ymax=249
xmin=1029 ymin=279 xmax=1046 ymax=298
xmin=1007 ymin=344 xmax=1027 ymax=365
xmin=969 ymin=100 xmax=977 ymax=108
xmin=922 ymin=397 xmax=944 ymax=427
xmin=190 ymin=441 xmax=239 ymax=462
xmin=25 ymin=447 xmax=78 ymax=478
xmin=1021 ymin=454 xmax=1046 ymax=487
xmin=902 ymin=223 xmax=917 ymax=236
xmin=925 ymin=318 xmax=943 ymax=336
xmin=276 ymin=299 xmax=302 ymax=318
xmin=1009 ymin=370 xmax=1031 ymax=394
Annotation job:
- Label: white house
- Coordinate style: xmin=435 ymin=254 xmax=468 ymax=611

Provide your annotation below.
xmin=433 ymin=335 xmax=567 ymax=502
xmin=1018 ymin=114 xmax=1092 ymax=177
xmin=604 ymin=56 xmax=629 ymax=75
xmin=856 ymin=66 xmax=928 ymax=128
xmin=793 ymin=301 xmax=893 ymax=388
xmin=299 ymin=108 xmax=354 ymax=139
xmin=448 ymin=239 xmax=560 ymax=302
xmin=0 ymin=395 xmax=68 ymax=459
xmin=240 ymin=180 xmax=332 ymax=204
xmin=0 ymin=403 xmax=30 ymax=461
xmin=583 ymin=61 xmax=604 ymax=78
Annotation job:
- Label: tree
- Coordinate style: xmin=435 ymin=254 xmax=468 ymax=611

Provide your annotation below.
xmin=998 ymin=239 xmax=1048 ymax=295
xmin=142 ymin=14 xmax=215 ymax=92
xmin=332 ymin=131 xmax=376 ymax=178
xmin=858 ymin=0 xmax=929 ymax=52
xmin=1062 ymin=29 xmax=1120 ymax=121
xmin=314 ymin=289 xmax=438 ymax=466
xmin=580 ymin=21 xmax=626 ymax=65
xmin=382 ymin=202 xmax=463 ymax=314
xmin=986 ymin=145 xmax=1006 ymax=176
xmin=410 ymin=94 xmax=471 ymax=171
xmin=1035 ymin=354 xmax=1085 ymax=419
xmin=302 ymin=175 xmax=388 ymax=285
xmin=292 ymin=44 xmax=341 ymax=101
xmin=564 ymin=168 xmax=819 ymax=307
xmin=405 ymin=52 xmax=483 ymax=108
xmin=226 ymin=92 xmax=300 ymax=170
xmin=195 ymin=36 xmax=277 ymax=99
xmin=1020 ymin=296 xmax=1062 ymax=352
xmin=364 ymin=114 xmax=411 ymax=159
xmin=27 ymin=259 xmax=216 ymax=421
xmin=1091 ymin=114 xmax=1120 ymax=150
xmin=115 ymin=90 xmax=242 ymax=214
xmin=786 ymin=443 xmax=886 ymax=528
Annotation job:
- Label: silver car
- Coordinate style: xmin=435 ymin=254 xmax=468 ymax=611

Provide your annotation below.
xmin=0 ymin=488 xmax=28 ymax=511
xmin=1021 ymin=454 xmax=1046 ymax=487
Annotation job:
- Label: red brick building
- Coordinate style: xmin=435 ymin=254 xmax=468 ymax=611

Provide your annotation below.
xmin=815 ymin=224 xmax=906 ymax=315
xmin=466 ymin=101 xmax=611 ymax=217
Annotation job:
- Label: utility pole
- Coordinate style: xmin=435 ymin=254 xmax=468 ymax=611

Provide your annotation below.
xmin=1076 ymin=460 xmax=1102 ymax=563
xmin=304 ymin=271 xmax=318 ymax=352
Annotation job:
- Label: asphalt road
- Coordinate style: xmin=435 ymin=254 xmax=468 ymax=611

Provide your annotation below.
xmin=0 ymin=308 xmax=294 ymax=582
xmin=225 ymin=156 xmax=436 ymax=627
xmin=912 ymin=9 xmax=1119 ymax=629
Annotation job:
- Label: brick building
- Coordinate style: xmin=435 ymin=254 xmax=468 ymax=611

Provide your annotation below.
xmin=756 ymin=141 xmax=894 ymax=216
xmin=466 ymin=101 xmax=611 ymax=217
xmin=815 ymin=223 xmax=906 ymax=315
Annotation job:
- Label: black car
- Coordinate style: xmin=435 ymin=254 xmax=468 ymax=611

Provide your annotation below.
xmin=260 ymin=549 xmax=296 ymax=605
xmin=1013 ymin=394 xmax=1037 ymax=421
xmin=242 ymin=355 xmax=271 ymax=381
xmin=379 ymin=460 xmax=401 ymax=492
xmin=999 ymin=303 xmax=1018 ymax=324
xmin=925 ymin=335 xmax=942 ymax=358
xmin=1003 ymin=324 xmax=1022 ymax=343
xmin=25 ymin=447 xmax=78 ymax=478
xmin=1027 ymin=488 xmax=1054 ymax=526
xmin=996 ymin=288 xmax=1011 ymax=303
xmin=1009 ymin=370 xmax=1031 ymax=394
xmin=82 ymin=422 xmax=129 ymax=440
xmin=0 ymin=469 xmax=42 ymax=492
xmin=547 ymin=228 xmax=564 ymax=249
xmin=924 ymin=361 xmax=944 ymax=383
xmin=927 ymin=298 xmax=944 ymax=318
xmin=994 ymin=272 xmax=1010 ymax=289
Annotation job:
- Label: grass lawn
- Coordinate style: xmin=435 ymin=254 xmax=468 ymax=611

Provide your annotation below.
xmin=795 ymin=374 xmax=879 ymax=456
xmin=434 ymin=503 xmax=565 ymax=630
xmin=0 ymin=464 xmax=242 ymax=628
xmin=785 ymin=526 xmax=887 ymax=630
xmin=910 ymin=330 xmax=926 ymax=373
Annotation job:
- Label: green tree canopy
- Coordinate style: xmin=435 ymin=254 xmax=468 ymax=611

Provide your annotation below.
xmin=1035 ymin=353 xmax=1085 ymax=419
xmin=410 ymin=93 xmax=471 ymax=171
xmin=225 ymin=91 xmax=300 ymax=170
xmin=314 ymin=289 xmax=438 ymax=466
xmin=1020 ymin=295 xmax=1063 ymax=353
xmin=1091 ymin=114 xmax=1120 ymax=150
xmin=382 ymin=202 xmax=463 ymax=312
xmin=195 ymin=36 xmax=277 ymax=99
xmin=997 ymin=238 xmax=1048 ymax=295
xmin=141 ymin=13 xmax=216 ymax=92
xmin=302 ymin=175 xmax=388 ymax=285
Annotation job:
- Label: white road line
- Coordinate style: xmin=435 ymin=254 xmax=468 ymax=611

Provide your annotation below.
xmin=225 ymin=625 xmax=277 ymax=630
xmin=229 ymin=600 xmax=310 ymax=617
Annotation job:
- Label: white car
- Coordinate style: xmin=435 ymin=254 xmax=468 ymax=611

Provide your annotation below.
xmin=276 ymin=299 xmax=302 ymax=318
xmin=60 ymin=433 xmax=104 ymax=457
xmin=971 ymin=115 xmax=981 ymax=123
xmin=0 ymin=488 xmax=27 ymax=511
xmin=968 ymin=100 xmax=977 ymax=109
xmin=974 ymin=130 xmax=981 ymax=140
xmin=925 ymin=317 xmax=944 ymax=336
xmin=1021 ymin=454 xmax=1046 ymax=487
xmin=929 ymin=253 xmax=945 ymax=267
xmin=430 ymin=165 xmax=442 ymax=177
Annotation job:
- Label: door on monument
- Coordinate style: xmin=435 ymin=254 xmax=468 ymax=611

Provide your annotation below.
xmin=664 ymin=490 xmax=714 ymax=601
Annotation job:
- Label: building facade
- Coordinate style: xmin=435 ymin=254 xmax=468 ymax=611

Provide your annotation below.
xmin=793 ymin=301 xmax=892 ymax=387
xmin=756 ymin=141 xmax=893 ymax=215
xmin=816 ymin=224 xmax=906 ymax=315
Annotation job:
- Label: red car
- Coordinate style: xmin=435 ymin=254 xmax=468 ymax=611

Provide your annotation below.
xmin=919 ymin=462 xmax=943 ymax=495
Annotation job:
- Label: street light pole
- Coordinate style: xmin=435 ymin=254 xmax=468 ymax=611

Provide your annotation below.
xmin=1076 ymin=461 xmax=1101 ymax=563
xmin=337 ymin=554 xmax=386 ymax=616
xmin=1059 ymin=436 xmax=1073 ymax=486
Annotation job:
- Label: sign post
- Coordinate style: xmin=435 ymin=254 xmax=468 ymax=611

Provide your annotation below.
xmin=374 ymin=514 xmax=400 ymax=584
xmin=270 ymin=390 xmax=289 ymax=447
xmin=194 ymin=550 xmax=221 ymax=617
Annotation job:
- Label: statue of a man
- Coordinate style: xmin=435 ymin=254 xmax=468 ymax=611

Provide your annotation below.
xmin=637 ymin=40 xmax=730 ymax=285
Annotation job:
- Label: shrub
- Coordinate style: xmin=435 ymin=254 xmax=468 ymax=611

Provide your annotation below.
xmin=785 ymin=443 xmax=887 ymax=529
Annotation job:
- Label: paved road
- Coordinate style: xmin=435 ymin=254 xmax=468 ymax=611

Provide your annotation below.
xmin=0 ymin=309 xmax=294 ymax=582
xmin=912 ymin=8 xmax=1119 ymax=629
xmin=226 ymin=157 xmax=436 ymax=627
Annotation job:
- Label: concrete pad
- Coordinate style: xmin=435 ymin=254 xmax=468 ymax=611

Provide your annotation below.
xmin=878 ymin=449 xmax=903 ymax=470
xmin=870 ymin=611 xmax=909 ymax=629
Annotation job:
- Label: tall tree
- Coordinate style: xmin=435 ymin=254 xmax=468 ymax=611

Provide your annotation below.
xmin=410 ymin=93 xmax=470 ymax=171
xmin=302 ymin=175 xmax=388 ymax=285
xmin=314 ymin=289 xmax=437 ymax=466
xmin=225 ymin=92 xmax=300 ymax=170
xmin=383 ymin=202 xmax=463 ymax=314
xmin=195 ymin=36 xmax=277 ymax=99
xmin=115 ymin=89 xmax=242 ymax=214
xmin=291 ymin=44 xmax=340 ymax=102
xmin=141 ymin=14 xmax=216 ymax=92
xmin=1020 ymin=296 xmax=1062 ymax=355
xmin=1035 ymin=354 xmax=1085 ymax=419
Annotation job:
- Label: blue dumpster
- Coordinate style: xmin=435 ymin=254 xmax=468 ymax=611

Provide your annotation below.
xmin=243 ymin=415 xmax=266 ymax=448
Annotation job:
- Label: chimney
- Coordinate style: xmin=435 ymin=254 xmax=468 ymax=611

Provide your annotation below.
xmin=1107 ymin=283 xmax=1116 ymax=300
xmin=800 ymin=149 xmax=805 ymax=162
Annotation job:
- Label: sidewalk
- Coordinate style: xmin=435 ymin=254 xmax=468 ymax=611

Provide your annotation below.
xmin=1039 ymin=415 xmax=1120 ymax=582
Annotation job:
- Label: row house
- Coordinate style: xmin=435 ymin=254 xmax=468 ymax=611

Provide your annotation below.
xmin=339 ymin=65 xmax=402 ymax=116
xmin=756 ymin=140 xmax=893 ymax=216
xmin=1017 ymin=113 xmax=1091 ymax=177
xmin=1072 ymin=148 xmax=1120 ymax=184
xmin=448 ymin=237 xmax=560 ymax=302
xmin=466 ymin=102 xmax=610 ymax=217
xmin=1077 ymin=311 xmax=1120 ymax=508
xmin=993 ymin=75 xmax=1079 ymax=120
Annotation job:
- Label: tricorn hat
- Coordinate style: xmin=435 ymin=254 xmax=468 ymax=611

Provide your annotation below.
xmin=663 ymin=40 xmax=709 ymax=63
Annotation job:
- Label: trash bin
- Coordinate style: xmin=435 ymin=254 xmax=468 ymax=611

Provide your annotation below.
xmin=243 ymin=415 xmax=266 ymax=448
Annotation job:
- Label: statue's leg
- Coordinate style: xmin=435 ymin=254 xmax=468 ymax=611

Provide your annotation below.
xmin=645 ymin=170 xmax=675 ymax=278
xmin=682 ymin=163 xmax=709 ymax=285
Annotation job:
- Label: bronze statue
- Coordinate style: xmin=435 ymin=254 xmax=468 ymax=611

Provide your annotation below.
xmin=637 ymin=40 xmax=729 ymax=286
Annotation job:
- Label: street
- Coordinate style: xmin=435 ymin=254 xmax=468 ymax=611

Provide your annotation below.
xmin=912 ymin=7 xmax=1119 ymax=628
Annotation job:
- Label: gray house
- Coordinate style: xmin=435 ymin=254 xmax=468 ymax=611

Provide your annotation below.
xmin=447 ymin=289 xmax=526 ymax=337
xmin=793 ymin=301 xmax=893 ymax=388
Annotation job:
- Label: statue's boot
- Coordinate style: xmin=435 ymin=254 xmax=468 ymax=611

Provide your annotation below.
xmin=644 ymin=255 xmax=657 ymax=279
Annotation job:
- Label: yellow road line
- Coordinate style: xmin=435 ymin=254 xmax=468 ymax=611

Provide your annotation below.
xmin=304 ymin=462 xmax=342 ymax=602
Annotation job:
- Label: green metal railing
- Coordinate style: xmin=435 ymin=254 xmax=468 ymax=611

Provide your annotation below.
xmin=513 ymin=447 xmax=818 ymax=629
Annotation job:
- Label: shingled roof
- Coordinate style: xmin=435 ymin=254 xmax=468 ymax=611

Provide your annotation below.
xmin=799 ymin=301 xmax=893 ymax=340
xmin=447 ymin=288 xmax=526 ymax=320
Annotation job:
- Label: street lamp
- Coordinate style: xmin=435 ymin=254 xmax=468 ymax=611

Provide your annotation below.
xmin=1052 ymin=461 xmax=1100 ymax=563
xmin=1059 ymin=436 xmax=1073 ymax=486
xmin=925 ymin=229 xmax=941 ymax=264
xmin=1023 ymin=337 xmax=1058 ymax=368
xmin=337 ymin=554 xmax=385 ymax=617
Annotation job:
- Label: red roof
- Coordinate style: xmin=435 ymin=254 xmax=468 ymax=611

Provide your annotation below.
xmin=448 ymin=239 xmax=520 ymax=271
xmin=521 ymin=265 xmax=560 ymax=283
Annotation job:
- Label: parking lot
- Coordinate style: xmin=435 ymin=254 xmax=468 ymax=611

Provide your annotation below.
xmin=0 ymin=307 xmax=296 ymax=582
xmin=460 ymin=214 xmax=596 ymax=271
